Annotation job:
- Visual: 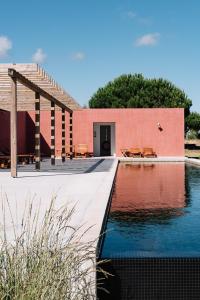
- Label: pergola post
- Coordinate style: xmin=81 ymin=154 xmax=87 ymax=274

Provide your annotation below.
xmin=61 ymin=108 xmax=66 ymax=162
xmin=69 ymin=112 xmax=73 ymax=159
xmin=10 ymin=76 xmax=17 ymax=177
xmin=35 ymin=92 xmax=40 ymax=170
xmin=51 ymin=101 xmax=55 ymax=165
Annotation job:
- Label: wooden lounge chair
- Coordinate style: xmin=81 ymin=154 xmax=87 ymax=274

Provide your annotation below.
xmin=120 ymin=149 xmax=129 ymax=157
xmin=142 ymin=148 xmax=157 ymax=158
xmin=128 ymin=148 xmax=142 ymax=157
xmin=74 ymin=144 xmax=88 ymax=158
xmin=65 ymin=144 xmax=74 ymax=158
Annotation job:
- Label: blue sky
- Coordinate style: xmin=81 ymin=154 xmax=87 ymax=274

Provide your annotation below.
xmin=0 ymin=0 xmax=200 ymax=110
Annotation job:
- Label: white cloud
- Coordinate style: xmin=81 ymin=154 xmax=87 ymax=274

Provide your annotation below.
xmin=32 ymin=48 xmax=46 ymax=64
xmin=127 ymin=11 xmax=136 ymax=19
xmin=71 ymin=52 xmax=85 ymax=61
xmin=0 ymin=36 xmax=12 ymax=58
xmin=135 ymin=33 xmax=160 ymax=47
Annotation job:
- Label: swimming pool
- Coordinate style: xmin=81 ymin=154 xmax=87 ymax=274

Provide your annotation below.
xmin=98 ymin=162 xmax=200 ymax=300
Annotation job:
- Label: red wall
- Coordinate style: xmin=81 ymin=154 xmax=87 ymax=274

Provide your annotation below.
xmin=0 ymin=108 xmax=184 ymax=157
xmin=0 ymin=110 xmax=70 ymax=156
xmin=27 ymin=111 xmax=70 ymax=156
xmin=0 ymin=110 xmax=27 ymax=154
xmin=73 ymin=108 xmax=184 ymax=156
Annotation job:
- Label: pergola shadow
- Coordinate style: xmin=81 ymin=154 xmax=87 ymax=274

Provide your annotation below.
xmin=0 ymin=158 xmax=115 ymax=178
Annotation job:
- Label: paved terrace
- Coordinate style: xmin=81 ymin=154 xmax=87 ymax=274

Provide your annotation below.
xmin=0 ymin=158 xmax=118 ymax=244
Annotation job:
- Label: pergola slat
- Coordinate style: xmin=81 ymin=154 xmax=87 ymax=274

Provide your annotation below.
xmin=0 ymin=63 xmax=80 ymax=111
xmin=8 ymin=69 xmax=72 ymax=113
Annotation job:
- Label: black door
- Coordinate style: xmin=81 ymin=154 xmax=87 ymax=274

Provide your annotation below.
xmin=100 ymin=125 xmax=111 ymax=156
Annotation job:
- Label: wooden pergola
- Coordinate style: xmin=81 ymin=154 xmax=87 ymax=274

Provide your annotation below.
xmin=0 ymin=64 xmax=80 ymax=177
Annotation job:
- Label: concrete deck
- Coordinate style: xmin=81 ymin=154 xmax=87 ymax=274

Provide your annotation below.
xmin=0 ymin=158 xmax=118 ymax=244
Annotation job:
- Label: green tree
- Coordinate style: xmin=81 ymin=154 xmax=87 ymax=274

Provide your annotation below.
xmin=89 ymin=74 xmax=192 ymax=117
xmin=185 ymin=112 xmax=200 ymax=131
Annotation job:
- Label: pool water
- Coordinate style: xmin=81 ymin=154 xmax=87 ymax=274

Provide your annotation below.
xmin=101 ymin=163 xmax=200 ymax=258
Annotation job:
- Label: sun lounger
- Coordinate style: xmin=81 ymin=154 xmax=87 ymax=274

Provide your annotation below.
xmin=120 ymin=149 xmax=129 ymax=157
xmin=74 ymin=144 xmax=88 ymax=158
xmin=128 ymin=148 xmax=142 ymax=157
xmin=142 ymin=148 xmax=157 ymax=158
xmin=65 ymin=144 xmax=74 ymax=158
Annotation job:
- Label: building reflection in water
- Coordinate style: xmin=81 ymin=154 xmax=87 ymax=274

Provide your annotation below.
xmin=110 ymin=163 xmax=186 ymax=223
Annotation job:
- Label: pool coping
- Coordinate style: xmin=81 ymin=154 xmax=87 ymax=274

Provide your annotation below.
xmin=185 ymin=157 xmax=200 ymax=166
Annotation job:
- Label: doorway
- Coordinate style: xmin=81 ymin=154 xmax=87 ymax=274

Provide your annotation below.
xmin=93 ymin=122 xmax=115 ymax=157
xmin=100 ymin=125 xmax=111 ymax=156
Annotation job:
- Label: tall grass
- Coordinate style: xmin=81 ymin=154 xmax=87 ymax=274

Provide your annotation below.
xmin=0 ymin=197 xmax=108 ymax=300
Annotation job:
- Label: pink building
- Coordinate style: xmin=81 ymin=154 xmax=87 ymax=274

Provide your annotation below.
xmin=73 ymin=108 xmax=184 ymax=157
xmin=0 ymin=107 xmax=184 ymax=157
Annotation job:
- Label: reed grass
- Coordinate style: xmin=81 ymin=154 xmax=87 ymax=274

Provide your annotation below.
xmin=0 ymin=196 xmax=109 ymax=300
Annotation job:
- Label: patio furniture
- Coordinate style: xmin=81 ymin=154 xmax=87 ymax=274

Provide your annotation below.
xmin=0 ymin=153 xmax=35 ymax=168
xmin=0 ymin=155 xmax=11 ymax=169
xmin=65 ymin=145 xmax=71 ymax=158
xmin=121 ymin=149 xmax=129 ymax=157
xmin=65 ymin=144 xmax=75 ymax=158
xmin=128 ymin=148 xmax=142 ymax=157
xmin=74 ymin=144 xmax=89 ymax=158
xmin=142 ymin=148 xmax=157 ymax=158
xmin=87 ymin=151 xmax=94 ymax=157
xmin=17 ymin=154 xmax=35 ymax=164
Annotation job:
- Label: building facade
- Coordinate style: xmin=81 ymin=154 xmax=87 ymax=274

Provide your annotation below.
xmin=0 ymin=108 xmax=184 ymax=157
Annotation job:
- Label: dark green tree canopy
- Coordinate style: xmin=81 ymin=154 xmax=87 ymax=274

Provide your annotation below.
xmin=186 ymin=112 xmax=200 ymax=131
xmin=89 ymin=74 xmax=192 ymax=117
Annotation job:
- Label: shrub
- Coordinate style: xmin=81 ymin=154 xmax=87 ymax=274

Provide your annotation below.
xmin=0 ymin=197 xmax=108 ymax=300
xmin=185 ymin=129 xmax=198 ymax=140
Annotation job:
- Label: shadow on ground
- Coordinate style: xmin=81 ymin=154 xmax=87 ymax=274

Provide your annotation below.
xmin=0 ymin=158 xmax=115 ymax=176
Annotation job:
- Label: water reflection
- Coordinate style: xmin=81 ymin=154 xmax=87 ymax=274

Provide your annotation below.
xmin=108 ymin=163 xmax=186 ymax=239
xmin=110 ymin=208 xmax=185 ymax=226
xmin=111 ymin=163 xmax=186 ymax=214
xmin=101 ymin=163 xmax=200 ymax=258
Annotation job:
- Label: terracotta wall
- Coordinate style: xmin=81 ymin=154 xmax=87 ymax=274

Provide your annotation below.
xmin=0 ymin=110 xmax=27 ymax=154
xmin=73 ymin=108 xmax=184 ymax=156
xmin=27 ymin=111 xmax=70 ymax=156
xmin=0 ymin=108 xmax=184 ymax=157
